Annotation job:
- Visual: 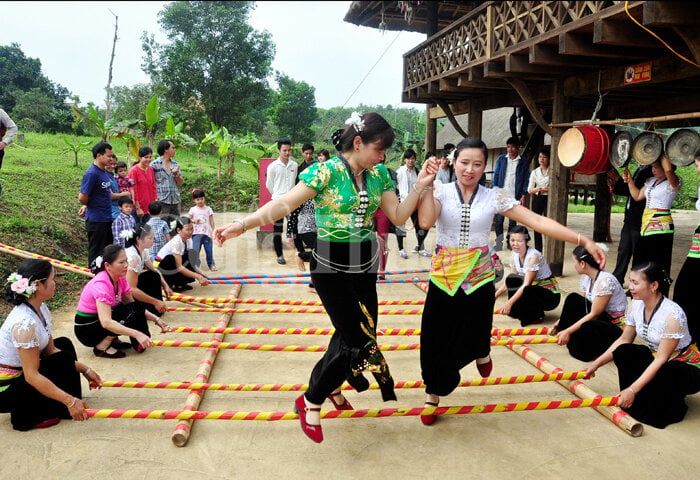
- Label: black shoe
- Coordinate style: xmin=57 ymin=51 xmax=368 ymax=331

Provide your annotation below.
xmin=277 ymin=256 xmax=286 ymax=265
xmin=111 ymin=338 xmax=132 ymax=350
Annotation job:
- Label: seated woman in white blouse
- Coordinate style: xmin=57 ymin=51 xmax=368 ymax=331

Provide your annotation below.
xmin=495 ymin=226 xmax=560 ymax=326
xmin=585 ymin=262 xmax=700 ymax=428
xmin=554 ymin=245 xmax=628 ymax=361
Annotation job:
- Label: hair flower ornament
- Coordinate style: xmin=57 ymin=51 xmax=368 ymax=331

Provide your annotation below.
xmin=170 ymin=220 xmax=178 ymax=230
xmin=345 ymin=112 xmax=365 ymax=133
xmin=119 ymin=229 xmax=134 ymax=240
xmin=94 ymin=256 xmax=103 ymax=269
xmin=6 ymin=272 xmax=37 ymax=298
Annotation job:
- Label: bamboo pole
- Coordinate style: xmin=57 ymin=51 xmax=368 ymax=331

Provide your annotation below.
xmin=549 ymin=111 xmax=700 ymax=128
xmin=171 ymin=284 xmax=241 ymax=447
xmin=99 ymin=371 xmax=587 ymax=392
xmin=87 ymin=397 xmax=619 ymax=421
xmin=169 ymin=326 xmax=551 ymax=337
xmin=166 ymin=306 xmax=423 ymax=315
xmin=504 ymin=343 xmax=643 ymax=437
xmin=0 ymin=243 xmax=92 ymax=277
xmin=169 ymin=295 xmax=425 ymax=306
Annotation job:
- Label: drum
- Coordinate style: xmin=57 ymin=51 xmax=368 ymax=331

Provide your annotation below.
xmin=631 ymin=132 xmax=662 ymax=165
xmin=558 ymin=125 xmax=611 ymax=175
xmin=610 ymin=131 xmax=633 ymax=168
xmin=665 ymin=128 xmax=700 ymax=167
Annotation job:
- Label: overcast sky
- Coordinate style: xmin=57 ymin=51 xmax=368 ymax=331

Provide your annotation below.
xmin=0 ymin=1 xmax=426 ymax=110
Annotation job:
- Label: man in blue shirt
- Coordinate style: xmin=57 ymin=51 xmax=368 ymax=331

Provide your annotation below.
xmin=79 ymin=142 xmax=115 ymax=266
xmin=492 ymin=137 xmax=530 ymax=250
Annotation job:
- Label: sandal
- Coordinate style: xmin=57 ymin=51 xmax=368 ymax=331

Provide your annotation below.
xmin=294 ymin=395 xmax=323 ymax=443
xmin=328 ymin=391 xmax=353 ymax=410
xmin=93 ymin=346 xmax=126 ymax=359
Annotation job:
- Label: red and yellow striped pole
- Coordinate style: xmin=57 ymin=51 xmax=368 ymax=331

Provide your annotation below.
xmin=0 ymin=243 xmax=92 ymax=277
xmin=87 ymin=396 xmax=619 ymax=421
xmin=169 ymin=295 xmax=426 ymax=306
xmin=98 ymin=371 xmax=587 ymax=392
xmin=169 ymin=326 xmax=550 ymax=337
xmin=166 ymin=306 xmax=424 ymax=315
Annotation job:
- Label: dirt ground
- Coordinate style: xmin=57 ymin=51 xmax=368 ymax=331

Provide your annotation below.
xmin=1 ymin=211 xmax=699 ymax=479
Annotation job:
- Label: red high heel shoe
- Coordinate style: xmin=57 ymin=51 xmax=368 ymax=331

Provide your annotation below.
xmin=328 ymin=391 xmax=353 ymax=410
xmin=476 ymin=357 xmax=493 ymax=378
xmin=294 ymin=395 xmax=323 ymax=443
xmin=421 ymin=401 xmax=439 ymax=426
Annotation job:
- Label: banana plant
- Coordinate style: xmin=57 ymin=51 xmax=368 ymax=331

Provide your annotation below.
xmin=60 ymin=137 xmax=92 ymax=167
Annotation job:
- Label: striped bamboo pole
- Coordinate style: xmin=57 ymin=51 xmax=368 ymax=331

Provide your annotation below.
xmin=205 ymin=268 xmax=429 ymax=281
xmin=170 ymin=326 xmax=551 ymax=337
xmin=152 ymin=337 xmax=557 ymax=352
xmin=166 ymin=306 xmax=424 ymax=315
xmin=0 ymin=243 xmax=93 ymax=277
xmin=169 ymin=295 xmax=425 ymax=306
xmin=206 ymin=278 xmax=426 ymax=285
xmin=504 ymin=342 xmax=643 ymax=437
xmin=87 ymin=397 xmax=619 ymax=421
xmin=171 ymin=284 xmax=241 ymax=447
xmin=99 ymin=371 xmax=587 ymax=392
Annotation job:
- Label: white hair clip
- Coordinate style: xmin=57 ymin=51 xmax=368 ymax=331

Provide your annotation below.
xmin=345 ymin=112 xmax=365 ymax=133
xmin=119 ymin=229 xmax=134 ymax=240
xmin=94 ymin=256 xmax=103 ymax=269
xmin=170 ymin=220 xmax=178 ymax=230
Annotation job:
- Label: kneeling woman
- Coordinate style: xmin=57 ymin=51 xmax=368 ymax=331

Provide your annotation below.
xmin=585 ymin=262 xmax=700 ymax=428
xmin=155 ymin=217 xmax=209 ymax=291
xmin=554 ymin=245 xmax=628 ymax=361
xmin=494 ymin=226 xmax=560 ymax=326
xmin=1 ymin=259 xmax=102 ymax=430
xmin=74 ymin=244 xmax=167 ymax=358
xmin=124 ymin=223 xmax=173 ymax=317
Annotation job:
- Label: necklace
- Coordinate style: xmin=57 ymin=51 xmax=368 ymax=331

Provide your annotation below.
xmin=353 ymin=169 xmax=366 ymax=177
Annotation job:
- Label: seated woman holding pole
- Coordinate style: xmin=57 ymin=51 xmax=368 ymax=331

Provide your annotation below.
xmin=74 ymin=244 xmax=166 ymax=358
xmin=554 ymin=245 xmax=628 ymax=361
xmin=155 ymin=217 xmax=209 ymax=291
xmin=494 ymin=225 xmax=560 ymax=326
xmin=124 ymin=223 xmax=173 ymax=317
xmin=585 ymin=262 xmax=700 ymax=428
xmin=0 ymin=259 xmax=102 ymax=430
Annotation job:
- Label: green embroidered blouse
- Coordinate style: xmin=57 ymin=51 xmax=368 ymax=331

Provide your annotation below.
xmin=299 ymin=157 xmax=394 ymax=242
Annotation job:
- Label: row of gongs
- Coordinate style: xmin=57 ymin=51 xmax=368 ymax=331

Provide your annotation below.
xmin=610 ymin=128 xmax=700 ymax=168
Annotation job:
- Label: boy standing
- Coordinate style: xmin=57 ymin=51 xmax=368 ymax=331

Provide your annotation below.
xmin=147 ymin=200 xmax=172 ymax=262
xmin=112 ymin=197 xmax=136 ymax=248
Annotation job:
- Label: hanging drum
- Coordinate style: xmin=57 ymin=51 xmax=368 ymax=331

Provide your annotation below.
xmin=631 ymin=132 xmax=662 ymax=165
xmin=665 ymin=128 xmax=700 ymax=167
xmin=610 ymin=131 xmax=633 ymax=168
xmin=557 ymin=125 xmax=611 ymax=175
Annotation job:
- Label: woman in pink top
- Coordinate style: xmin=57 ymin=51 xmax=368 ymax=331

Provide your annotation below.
xmin=74 ymin=244 xmax=164 ymax=358
xmin=129 ymin=146 xmax=158 ymax=220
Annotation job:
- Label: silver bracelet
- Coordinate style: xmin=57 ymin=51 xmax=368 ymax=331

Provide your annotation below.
xmin=67 ymin=397 xmax=78 ymax=408
xmin=232 ymin=219 xmax=247 ymax=232
xmin=83 ymin=367 xmax=92 ymax=378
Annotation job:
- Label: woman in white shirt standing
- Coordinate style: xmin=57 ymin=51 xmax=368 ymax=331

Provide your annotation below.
xmin=527 ymin=147 xmax=551 ymax=252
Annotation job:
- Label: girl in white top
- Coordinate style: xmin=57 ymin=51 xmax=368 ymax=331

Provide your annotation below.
xmin=623 ymin=153 xmax=681 ymax=282
xmin=0 ymin=259 xmax=102 ymax=430
xmin=415 ymin=137 xmax=607 ymax=426
xmin=585 ymin=262 xmax=700 ymax=428
xmin=125 ymin=223 xmax=173 ymax=322
xmin=155 ymin=217 xmax=209 ymax=291
xmin=188 ymin=188 xmax=217 ymax=271
xmin=495 ymin=225 xmax=560 ymax=326
xmin=527 ymin=147 xmax=550 ymax=252
xmin=555 ymin=245 xmax=628 ymax=361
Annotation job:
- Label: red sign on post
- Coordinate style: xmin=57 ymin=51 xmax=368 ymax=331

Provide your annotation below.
xmin=624 ymin=62 xmax=652 ymax=85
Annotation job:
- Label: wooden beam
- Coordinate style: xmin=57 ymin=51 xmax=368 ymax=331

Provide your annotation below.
xmin=529 ymin=44 xmax=614 ymax=68
xmin=643 ymin=1 xmax=698 ymax=27
xmin=564 ymin=55 xmax=700 ymax=98
xmin=467 ymin=104 xmax=482 ymax=139
xmin=504 ymin=78 xmax=553 ymax=136
xmin=428 ymin=100 xmax=472 ymax=119
xmin=483 ymin=61 xmax=508 ymax=78
xmin=559 ymin=32 xmax=648 ymax=58
xmin=435 ymin=99 xmax=468 ymax=138
xmin=672 ymin=26 xmax=700 ymax=65
xmin=593 ymin=19 xmax=662 ymax=48
xmin=506 ymin=53 xmax=571 ymax=75
xmin=439 ymin=78 xmax=462 ymax=93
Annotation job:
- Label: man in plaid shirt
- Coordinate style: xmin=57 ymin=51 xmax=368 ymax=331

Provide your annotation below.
xmin=152 ymin=139 xmax=183 ymax=222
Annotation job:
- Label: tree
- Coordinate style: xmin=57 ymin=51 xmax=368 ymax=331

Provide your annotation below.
xmin=269 ymin=73 xmax=317 ymax=142
xmin=142 ymin=1 xmax=275 ymax=133
xmin=0 ymin=43 xmax=72 ymax=132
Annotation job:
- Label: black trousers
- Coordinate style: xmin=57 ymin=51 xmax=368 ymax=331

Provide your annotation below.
xmin=0 ymin=337 xmax=82 ymax=431
xmin=674 ymin=255 xmax=700 ymax=344
xmin=85 ymin=220 xmax=113 ymax=267
xmin=558 ymin=293 xmax=623 ymax=361
xmin=158 ymin=250 xmax=198 ymax=288
xmin=504 ymin=274 xmax=560 ymax=326
xmin=74 ymin=302 xmax=151 ymax=351
xmin=611 ymin=220 xmax=641 ymax=285
xmin=410 ymin=209 xmax=427 ymax=250
xmin=273 ymin=217 xmax=286 ymax=257
xmin=137 ymin=269 xmax=165 ymax=317
xmin=613 ymin=343 xmax=700 ymax=428
xmin=633 ymin=233 xmax=674 ymax=291
xmin=421 ymin=281 xmax=495 ymax=397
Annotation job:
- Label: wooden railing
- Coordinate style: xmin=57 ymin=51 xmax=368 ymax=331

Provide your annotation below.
xmin=404 ymin=0 xmax=616 ymax=89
